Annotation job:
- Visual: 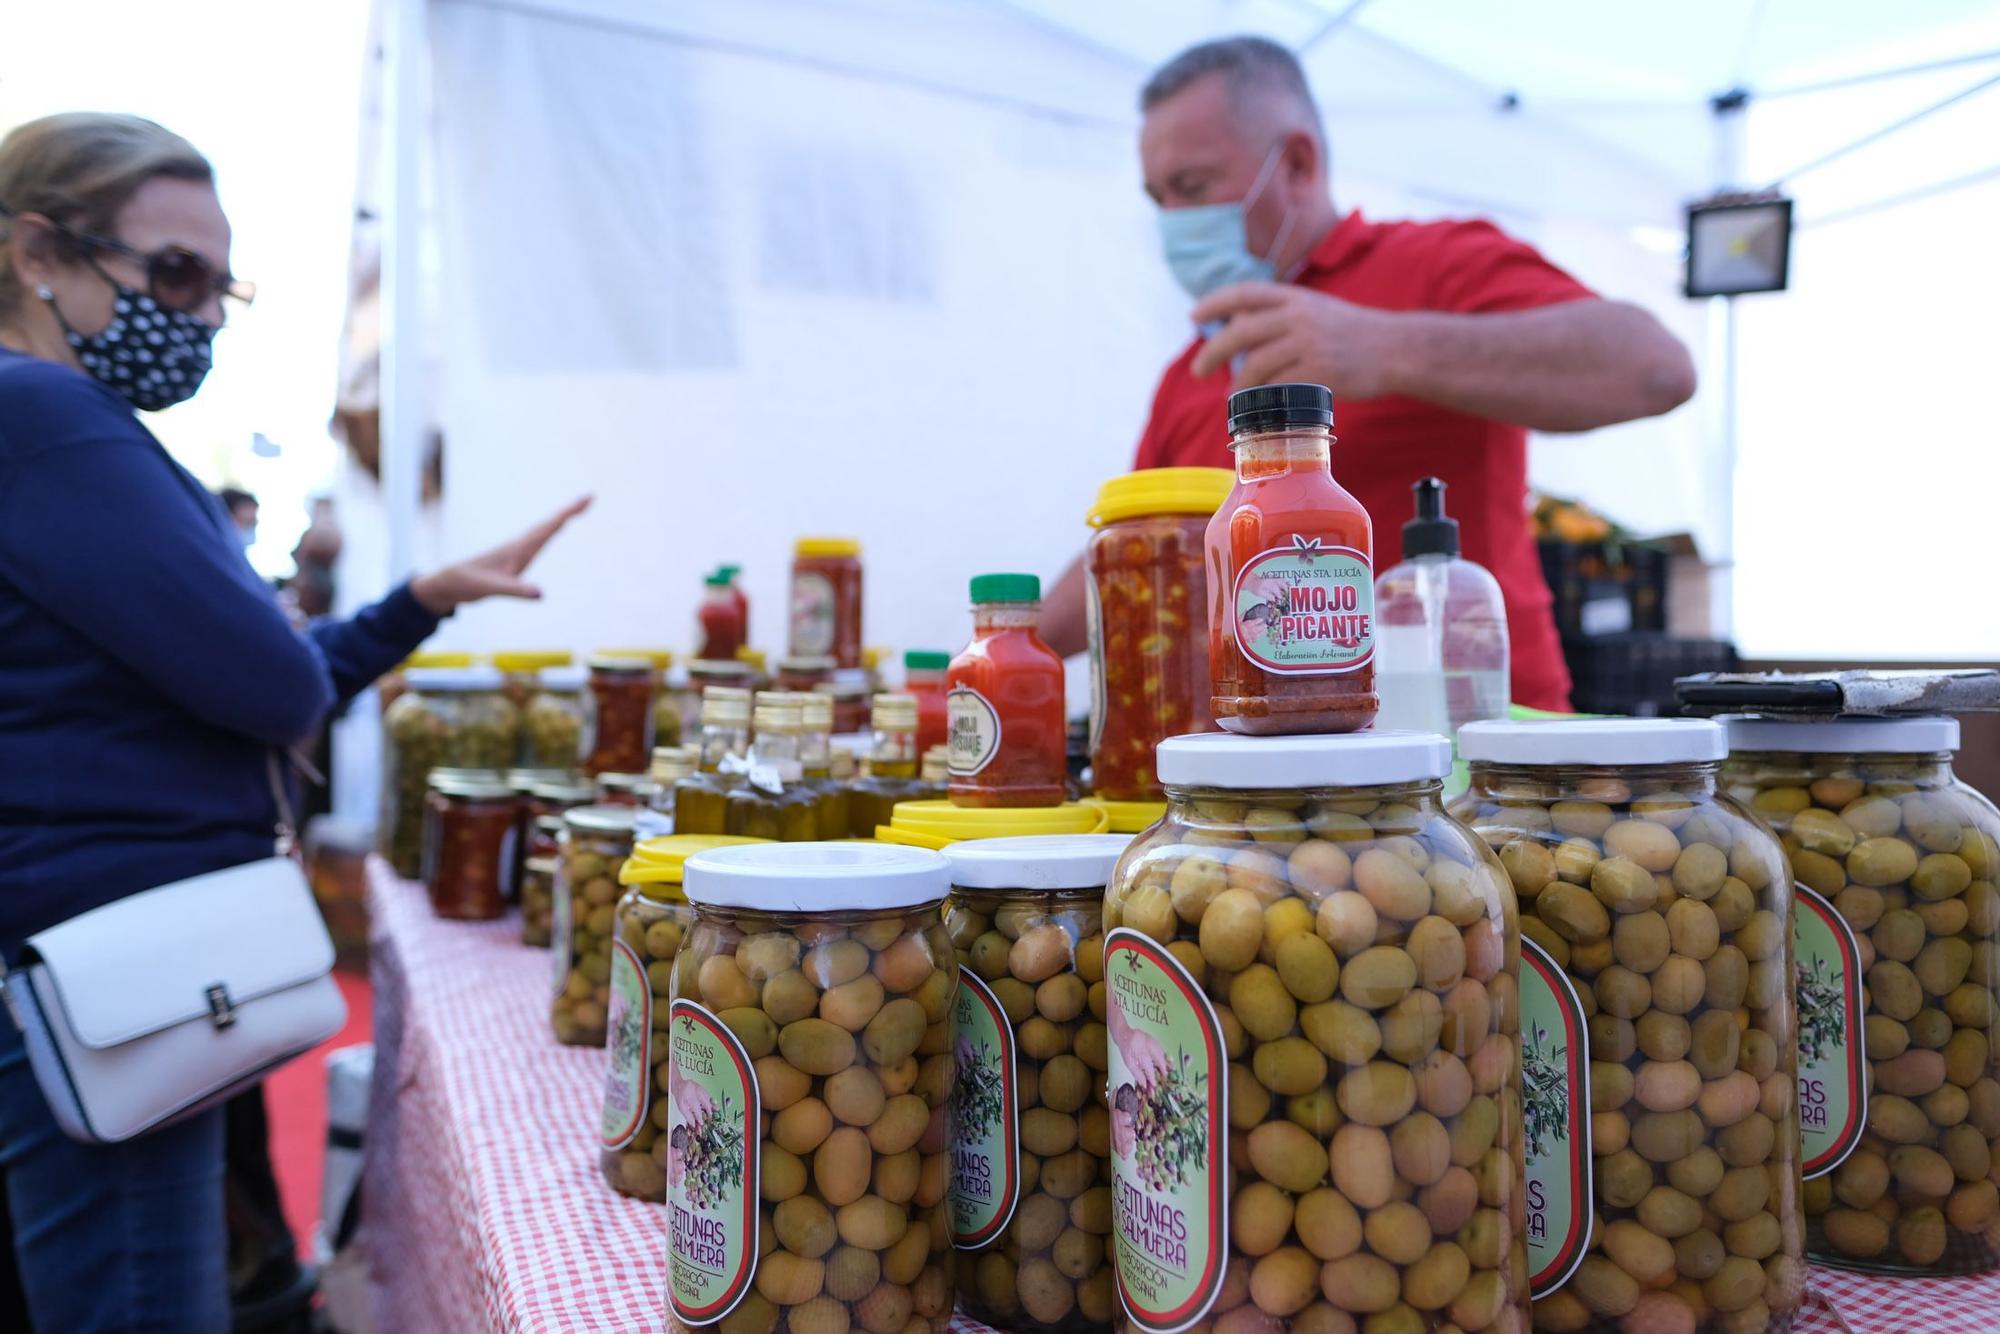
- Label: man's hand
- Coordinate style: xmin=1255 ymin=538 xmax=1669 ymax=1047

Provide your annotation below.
xmin=410 ymin=496 xmax=591 ymax=615
xmin=1190 ymin=282 xmax=1408 ymax=397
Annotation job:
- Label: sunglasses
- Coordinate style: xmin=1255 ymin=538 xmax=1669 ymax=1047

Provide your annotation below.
xmin=58 ymin=221 xmax=256 ymax=316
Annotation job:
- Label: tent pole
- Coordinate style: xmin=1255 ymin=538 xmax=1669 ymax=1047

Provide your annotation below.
xmin=381 ymin=0 xmax=427 ymax=588
xmin=1709 ymin=96 xmax=1747 ymax=644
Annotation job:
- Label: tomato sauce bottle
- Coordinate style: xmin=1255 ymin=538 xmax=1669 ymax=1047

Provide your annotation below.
xmin=1207 ymin=382 xmax=1378 ymax=734
xmin=946 ymin=574 xmax=1067 ymax=807
xmin=696 ymin=570 xmax=746 ymax=661
xmin=901 ymin=650 xmax=951 ymax=757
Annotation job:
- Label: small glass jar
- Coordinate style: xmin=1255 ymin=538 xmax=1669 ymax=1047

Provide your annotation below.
xmin=689 ymin=658 xmax=757 ymax=701
xmin=379 ymin=650 xmax=473 ymax=711
xmin=777 ymin=655 xmax=837 ymax=694
xmin=665 ymin=843 xmax=957 ymax=1334
xmin=790 ymin=536 xmax=864 ymax=668
xmin=380 ymin=666 xmax=517 ymax=878
xmin=515 ymin=774 xmax=596 ymax=901
xmin=587 ymin=655 xmax=657 ymax=777
xmin=520 ymin=665 xmax=593 ymax=770
xmin=552 ymin=805 xmax=640 ymax=1047
xmin=1456 ymin=718 xmax=1803 ymax=1333
xmin=941 ymin=835 xmax=1130 ymax=1332
xmin=1721 ymin=714 xmax=2000 ymax=1276
xmin=521 ymin=845 xmax=560 ymax=948
xmin=599 ymin=771 xmax=662 ymax=809
xmin=494 ymin=650 xmax=574 ymax=710
xmin=1085 ymin=467 xmax=1230 ymax=802
xmin=1105 ymin=731 xmax=1529 ymax=1334
xmin=649 ymin=746 xmax=699 ymax=816
xmin=422 ymin=769 xmax=516 ymax=920
xmin=817 ymin=678 xmax=872 ymax=739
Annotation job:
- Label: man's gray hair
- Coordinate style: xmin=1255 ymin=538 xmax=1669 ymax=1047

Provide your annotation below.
xmin=1140 ymin=35 xmax=1322 ymax=131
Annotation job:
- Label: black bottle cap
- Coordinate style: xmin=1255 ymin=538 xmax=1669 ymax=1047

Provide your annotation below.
xmin=1402 ymin=477 xmax=1459 ymax=560
xmin=1227 ymin=383 xmax=1334 ymax=437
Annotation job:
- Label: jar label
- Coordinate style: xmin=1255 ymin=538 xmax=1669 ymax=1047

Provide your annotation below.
xmin=1230 ymin=538 xmax=1374 ymax=674
xmin=1105 ymin=928 xmax=1228 ymax=1334
xmin=1521 ymin=936 xmax=1593 ymax=1299
xmin=551 ymin=863 xmax=574 ymax=999
xmin=600 ymin=938 xmax=652 ymax=1149
xmin=1085 ymin=576 xmax=1107 ymax=759
xmin=790 ymin=571 xmax=836 ymax=657
xmin=948 ymin=971 xmax=1021 ymax=1248
xmin=1795 ymin=881 xmax=1868 ymax=1178
xmin=666 ymin=999 xmax=762 ymax=1325
xmin=946 ymin=687 xmax=1001 ymax=777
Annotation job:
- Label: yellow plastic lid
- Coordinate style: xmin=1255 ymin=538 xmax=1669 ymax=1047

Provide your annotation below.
xmin=795 ymin=537 xmax=861 ymax=559
xmin=1087 ymin=467 xmax=1234 ymax=528
xmin=872 ymin=800 xmax=1110 ymax=849
xmin=492 ymin=650 xmax=573 ymax=673
xmin=401 ymin=650 xmax=474 ymax=669
xmin=1084 ymin=798 xmax=1168 ymax=834
xmin=737 ymin=647 xmax=768 ymax=672
xmin=599 ymin=649 xmax=674 ymax=671
xmin=621 ymin=833 xmax=769 ymax=900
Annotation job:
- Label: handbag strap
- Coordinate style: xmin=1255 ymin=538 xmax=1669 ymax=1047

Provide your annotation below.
xmin=266 ymin=751 xmax=301 ymax=859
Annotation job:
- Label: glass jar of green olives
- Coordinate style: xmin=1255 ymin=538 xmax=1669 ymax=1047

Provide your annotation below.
xmin=1104 ymin=732 xmax=1529 ymax=1334
xmin=1720 ymin=714 xmax=2000 ymax=1276
xmin=553 ymin=805 xmax=640 ymax=1047
xmin=1456 ymin=718 xmax=1802 ymax=1333
xmin=666 ymin=843 xmax=960 ymax=1334
xmin=379 ymin=666 xmax=520 ymax=878
xmin=521 ymin=665 xmax=594 ymax=770
xmin=521 ymin=842 xmax=560 ymax=948
xmin=940 ymin=834 xmax=1131 ymax=1332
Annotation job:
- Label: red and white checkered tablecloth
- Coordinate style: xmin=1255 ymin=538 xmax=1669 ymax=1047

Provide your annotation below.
xmin=363 ymin=865 xmax=2000 ymax=1333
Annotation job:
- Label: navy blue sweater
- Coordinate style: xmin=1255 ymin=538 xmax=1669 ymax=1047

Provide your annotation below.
xmin=0 ymin=349 xmax=439 ymax=957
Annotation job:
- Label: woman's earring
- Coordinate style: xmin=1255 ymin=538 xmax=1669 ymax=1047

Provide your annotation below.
xmin=36 ymin=284 xmax=52 ymax=300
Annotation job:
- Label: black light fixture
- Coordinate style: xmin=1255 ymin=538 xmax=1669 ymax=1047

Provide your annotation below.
xmin=1684 ymin=192 xmax=1794 ymax=297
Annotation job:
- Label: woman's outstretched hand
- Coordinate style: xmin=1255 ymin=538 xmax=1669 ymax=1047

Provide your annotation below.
xmin=410 ymin=496 xmax=592 ymax=615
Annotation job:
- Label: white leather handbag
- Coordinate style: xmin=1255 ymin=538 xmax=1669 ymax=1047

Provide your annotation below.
xmin=1 ymin=759 xmax=347 ymax=1144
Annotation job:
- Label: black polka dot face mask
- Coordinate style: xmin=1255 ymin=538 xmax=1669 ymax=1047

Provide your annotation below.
xmin=42 ymin=282 xmax=215 ymax=412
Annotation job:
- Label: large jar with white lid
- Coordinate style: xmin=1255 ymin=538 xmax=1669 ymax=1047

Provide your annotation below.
xmin=941 ymin=833 xmax=1133 ymax=1332
xmin=1455 ymin=718 xmax=1802 ymax=1333
xmin=667 ymin=843 xmax=959 ymax=1334
xmin=1104 ymin=731 xmax=1528 ymax=1334
xmin=1721 ymin=714 xmax=2000 ymax=1275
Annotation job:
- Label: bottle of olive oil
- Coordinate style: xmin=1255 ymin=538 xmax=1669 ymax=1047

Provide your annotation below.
xmin=798 ymin=692 xmax=852 ymax=841
xmin=726 ymin=694 xmax=820 ymax=840
xmin=671 ymin=687 xmax=751 ymax=835
xmin=847 ymin=694 xmax=927 ymax=838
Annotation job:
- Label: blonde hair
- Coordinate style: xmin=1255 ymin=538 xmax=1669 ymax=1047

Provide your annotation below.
xmin=0 ymin=112 xmax=211 ymax=318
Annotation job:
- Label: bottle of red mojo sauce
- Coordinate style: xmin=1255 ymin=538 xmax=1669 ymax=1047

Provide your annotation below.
xmin=1206 ymin=382 xmax=1379 ymax=734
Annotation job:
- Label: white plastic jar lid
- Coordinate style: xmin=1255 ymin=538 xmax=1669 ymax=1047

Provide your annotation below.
xmin=403 ymin=665 xmax=505 ymax=691
xmin=1723 ymin=714 xmax=1960 ymax=755
xmin=1458 ymin=718 xmax=1726 ymax=766
xmin=537 ymin=664 xmax=588 ymax=689
xmin=683 ymin=842 xmax=950 ymax=912
xmin=944 ymin=834 xmax=1135 ymax=891
xmin=1155 ymin=731 xmax=1453 ymax=789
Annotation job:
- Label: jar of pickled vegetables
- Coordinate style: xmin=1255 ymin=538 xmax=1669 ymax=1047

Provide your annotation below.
xmin=790 ymin=537 xmax=865 ymax=668
xmin=665 ymin=842 xmax=958 ymax=1333
xmin=600 ymin=771 xmax=662 ymax=809
xmin=1086 ymin=467 xmax=1231 ymax=802
xmin=779 ymin=656 xmax=837 ymax=694
xmin=521 ymin=665 xmax=593 ymax=770
xmin=494 ymin=650 xmax=573 ymax=709
xmin=380 ymin=666 xmax=519 ymax=878
xmin=587 ymin=655 xmax=657 ymax=776
xmin=1455 ymin=718 xmax=1802 ymax=1332
xmin=598 ymin=834 xmax=729 ymax=1202
xmin=522 ymin=840 xmax=560 ymax=947
xmin=517 ymin=773 xmax=595 ymax=893
xmin=941 ymin=834 xmax=1132 ymax=1331
xmin=553 ymin=805 xmax=640 ymax=1046
xmin=1104 ymin=731 xmax=1527 ymax=1334
xmin=1721 ymin=714 xmax=2000 ymax=1276
xmin=423 ymin=768 xmax=517 ymax=920
xmin=817 ymin=678 xmax=872 ymax=739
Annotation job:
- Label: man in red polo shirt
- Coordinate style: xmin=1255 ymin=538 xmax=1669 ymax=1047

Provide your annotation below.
xmin=1043 ymin=37 xmax=1696 ymax=711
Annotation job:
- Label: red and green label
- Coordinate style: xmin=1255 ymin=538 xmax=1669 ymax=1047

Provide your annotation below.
xmin=1105 ymin=928 xmax=1228 ymax=1334
xmin=948 ymin=972 xmax=1020 ymax=1248
xmin=1521 ymin=937 xmax=1592 ymax=1299
xmin=1796 ymin=882 xmax=1867 ymax=1178
xmin=666 ymin=1000 xmax=761 ymax=1325
xmin=1231 ymin=536 xmax=1374 ymax=674
xmin=600 ymin=938 xmax=651 ymax=1149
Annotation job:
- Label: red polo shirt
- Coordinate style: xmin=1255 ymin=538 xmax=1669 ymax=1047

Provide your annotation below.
xmin=1134 ymin=211 xmax=1592 ymax=712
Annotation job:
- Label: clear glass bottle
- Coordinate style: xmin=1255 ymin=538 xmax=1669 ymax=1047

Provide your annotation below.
xmin=671 ymin=687 xmax=752 ymax=836
xmin=797 ymin=691 xmax=851 ymax=841
xmin=647 ymin=745 xmax=699 ymax=819
xmin=1722 ymin=714 xmax=2000 ymax=1277
xmin=850 ymin=694 xmax=927 ymax=838
xmin=725 ymin=694 xmax=820 ymax=841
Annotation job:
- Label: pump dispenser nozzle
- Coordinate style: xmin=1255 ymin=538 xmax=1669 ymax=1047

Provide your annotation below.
xmin=1401 ymin=477 xmax=1460 ymax=561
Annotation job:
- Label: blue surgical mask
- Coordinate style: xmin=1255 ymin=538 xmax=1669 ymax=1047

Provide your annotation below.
xmin=1156 ymin=147 xmax=1298 ymax=300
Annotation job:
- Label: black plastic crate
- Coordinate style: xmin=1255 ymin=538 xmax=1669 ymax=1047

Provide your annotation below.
xmin=1541 ymin=540 xmax=1669 ymax=637
xmin=1564 ymin=633 xmax=1738 ymax=717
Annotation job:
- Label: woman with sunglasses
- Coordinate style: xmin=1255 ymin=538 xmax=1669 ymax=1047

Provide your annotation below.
xmin=0 ymin=112 xmax=588 ymax=1330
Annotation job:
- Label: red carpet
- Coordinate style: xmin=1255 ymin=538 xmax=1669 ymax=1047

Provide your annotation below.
xmin=266 ymin=970 xmax=374 ymax=1257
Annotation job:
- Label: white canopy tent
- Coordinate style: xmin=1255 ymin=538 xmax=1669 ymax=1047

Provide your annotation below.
xmin=351 ymin=0 xmax=2000 ymax=666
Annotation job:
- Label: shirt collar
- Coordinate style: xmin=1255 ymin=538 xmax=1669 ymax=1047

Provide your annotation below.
xmin=1295 ymin=210 xmax=1370 ymax=282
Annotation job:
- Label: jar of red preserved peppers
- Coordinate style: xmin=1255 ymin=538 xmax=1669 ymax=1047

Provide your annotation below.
xmin=1085 ymin=466 xmax=1231 ymax=801
xmin=1208 ymin=382 xmax=1378 ymax=735
xmin=789 ymin=536 xmax=863 ymax=668
xmin=586 ymin=654 xmax=655 ymax=776
xmin=423 ymin=768 xmax=517 ymax=920
xmin=947 ymin=573 xmax=1067 ymax=808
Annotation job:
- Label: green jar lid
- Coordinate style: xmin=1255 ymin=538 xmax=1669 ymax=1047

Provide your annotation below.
xmin=970 ymin=572 xmax=1039 ymax=605
xmin=904 ymin=650 xmax=950 ymax=670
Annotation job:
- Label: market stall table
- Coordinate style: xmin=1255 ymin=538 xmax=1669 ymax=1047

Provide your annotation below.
xmin=363 ymin=863 xmax=2000 ymax=1333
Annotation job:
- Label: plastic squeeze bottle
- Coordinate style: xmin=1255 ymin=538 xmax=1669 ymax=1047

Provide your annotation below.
xmin=1373 ymin=477 xmax=1509 ymax=746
